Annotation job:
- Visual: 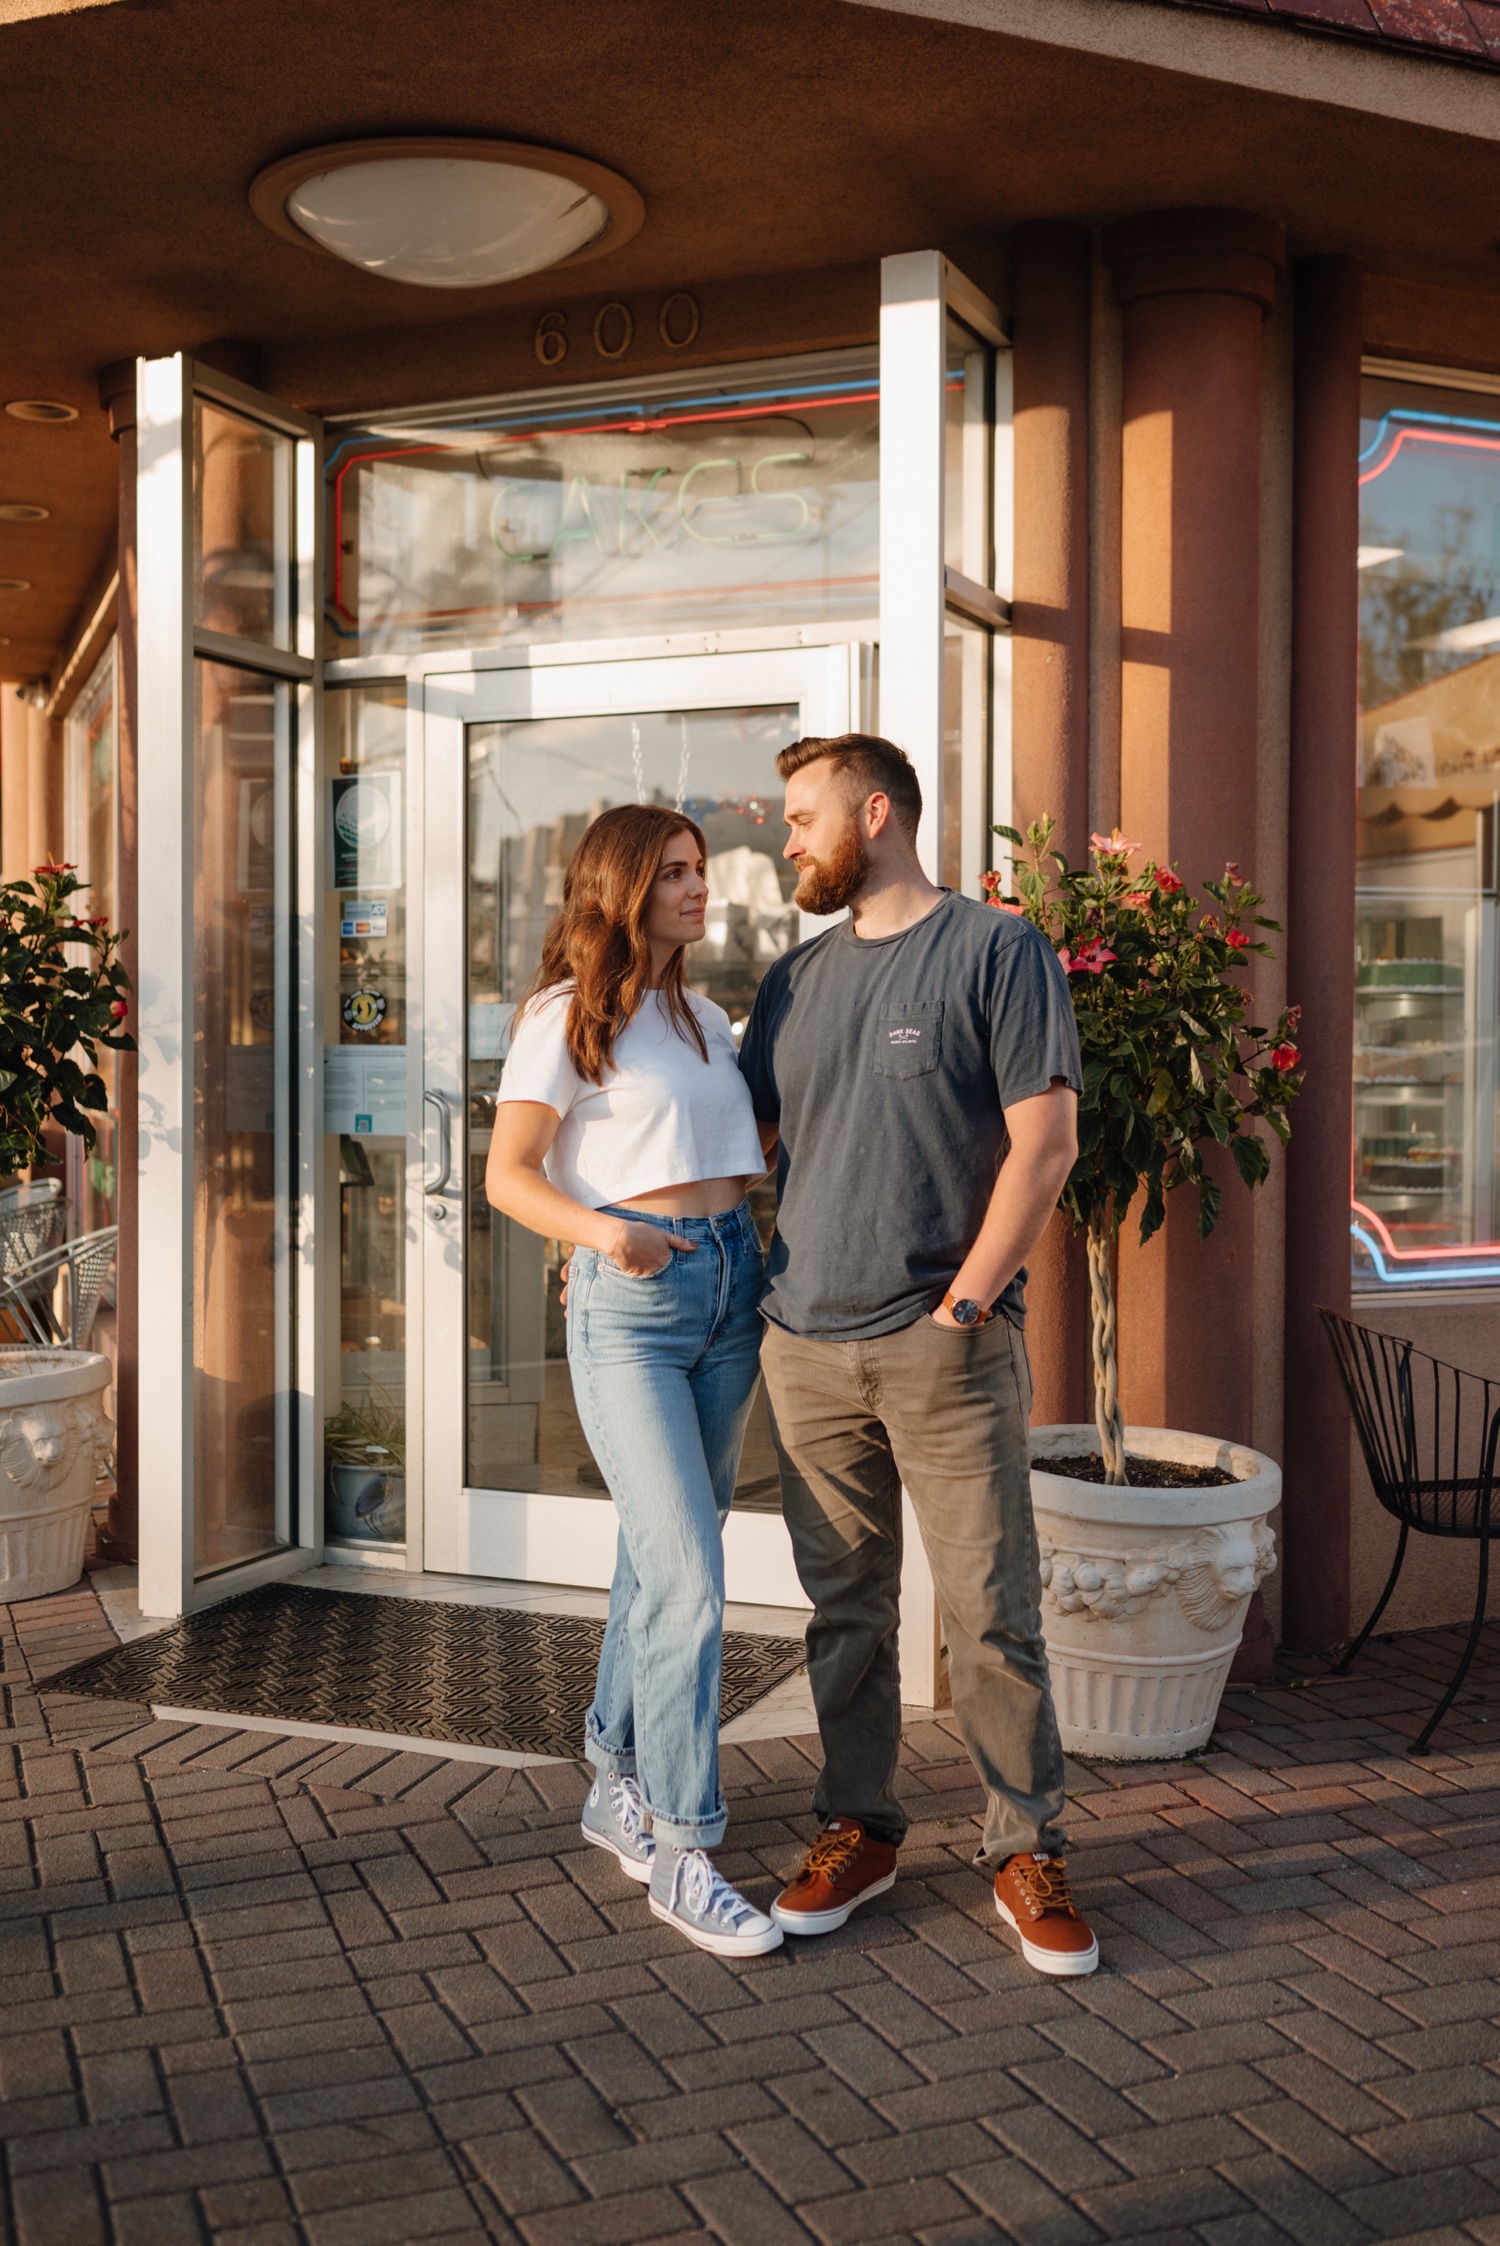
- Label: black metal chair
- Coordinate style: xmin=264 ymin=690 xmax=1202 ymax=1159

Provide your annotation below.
xmin=1321 ymin=1308 xmax=1500 ymax=1753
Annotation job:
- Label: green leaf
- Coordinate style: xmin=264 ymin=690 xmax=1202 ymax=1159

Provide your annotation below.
xmin=1231 ymin=1134 xmax=1271 ymax=1189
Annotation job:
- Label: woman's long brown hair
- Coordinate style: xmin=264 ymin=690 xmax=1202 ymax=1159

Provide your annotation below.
xmin=522 ymin=803 xmax=710 ymax=1084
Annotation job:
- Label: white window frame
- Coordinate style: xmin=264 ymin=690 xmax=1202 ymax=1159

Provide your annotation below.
xmin=878 ymin=255 xmax=1011 ymax=1704
xmin=879 ymin=251 xmax=1011 ymax=886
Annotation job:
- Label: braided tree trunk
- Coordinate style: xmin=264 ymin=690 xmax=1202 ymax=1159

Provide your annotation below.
xmin=1086 ymin=1213 xmax=1128 ymax=1486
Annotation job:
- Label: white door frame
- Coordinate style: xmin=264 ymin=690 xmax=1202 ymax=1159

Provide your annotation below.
xmin=135 ymin=354 xmax=323 ymax=1618
xmin=415 ymin=642 xmax=860 ymax=1614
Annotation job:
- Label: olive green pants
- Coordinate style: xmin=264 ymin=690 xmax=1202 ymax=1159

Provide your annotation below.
xmin=760 ymin=1310 xmax=1066 ymax=1864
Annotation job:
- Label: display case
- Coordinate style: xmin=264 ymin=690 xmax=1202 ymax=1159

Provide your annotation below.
xmin=1352 ymin=799 xmax=1498 ymax=1287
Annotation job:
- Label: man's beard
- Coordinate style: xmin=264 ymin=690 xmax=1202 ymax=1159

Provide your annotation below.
xmin=792 ymin=820 xmax=869 ymax=915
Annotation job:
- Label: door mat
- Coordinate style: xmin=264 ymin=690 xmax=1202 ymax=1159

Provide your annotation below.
xmin=44 ymin=1582 xmax=807 ymax=1760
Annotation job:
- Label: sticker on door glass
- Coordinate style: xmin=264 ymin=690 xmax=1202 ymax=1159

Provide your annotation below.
xmin=340 ymin=898 xmax=389 ymax=939
xmin=342 ymin=989 xmax=387 ymax=1034
xmin=329 ymin=773 xmax=401 ymax=890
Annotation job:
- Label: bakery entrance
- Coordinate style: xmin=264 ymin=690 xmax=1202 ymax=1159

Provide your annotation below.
xmin=416 ymin=644 xmax=857 ymax=1604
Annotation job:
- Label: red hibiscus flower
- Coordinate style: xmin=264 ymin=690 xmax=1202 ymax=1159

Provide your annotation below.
xmin=1155 ymin=868 xmax=1183 ymax=895
xmin=980 ymin=870 xmax=1003 ymax=895
xmin=1122 ymin=891 xmax=1150 ymax=909
xmin=1270 ymin=1043 xmax=1300 ymax=1072
xmin=110 ymin=1000 xmax=128 ymax=1020
xmin=1059 ymin=937 xmax=1118 ymax=976
xmin=1225 ymin=928 xmax=1250 ymax=949
xmin=990 ymin=898 xmax=1025 ymax=915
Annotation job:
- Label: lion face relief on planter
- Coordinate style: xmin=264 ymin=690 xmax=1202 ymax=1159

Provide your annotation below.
xmin=0 ymin=1350 xmax=115 ymax=1600
xmin=983 ymin=822 xmax=1302 ymax=1760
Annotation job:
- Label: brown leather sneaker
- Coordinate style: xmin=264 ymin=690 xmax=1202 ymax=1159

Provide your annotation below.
xmin=993 ymin=1852 xmax=1099 ymax=1976
xmin=770 ymin=1817 xmax=898 ymax=1936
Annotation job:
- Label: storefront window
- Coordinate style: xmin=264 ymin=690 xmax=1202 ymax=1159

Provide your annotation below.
xmin=943 ymin=618 xmax=991 ymax=893
xmin=64 ymin=642 xmax=119 ymax=1235
xmin=324 ymin=683 xmax=408 ymax=1547
xmin=1355 ymin=372 xmax=1500 ymax=1288
xmin=192 ymin=660 xmax=294 ymax=1572
xmin=194 ymin=399 xmax=294 ymax=649
xmin=944 ymin=316 xmax=992 ymax=582
xmin=325 ymin=349 xmax=878 ymax=658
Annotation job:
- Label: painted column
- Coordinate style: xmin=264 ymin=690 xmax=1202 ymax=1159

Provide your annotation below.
xmin=1105 ymin=208 xmax=1285 ymax=1446
xmin=0 ymin=690 xmax=30 ymax=882
xmin=25 ymin=705 xmax=62 ymax=867
xmin=94 ymin=361 xmax=138 ymax=1564
xmin=1011 ymin=220 xmax=1092 ymax=1427
xmin=1282 ymin=256 xmax=1361 ymax=1650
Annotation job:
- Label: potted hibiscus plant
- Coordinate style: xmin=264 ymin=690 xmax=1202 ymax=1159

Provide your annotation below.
xmin=0 ymin=862 xmax=133 ymax=1602
xmin=984 ymin=820 xmax=1302 ymax=1758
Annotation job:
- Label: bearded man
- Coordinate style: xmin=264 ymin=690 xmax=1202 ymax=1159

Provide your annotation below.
xmin=738 ymin=732 xmax=1099 ymax=1976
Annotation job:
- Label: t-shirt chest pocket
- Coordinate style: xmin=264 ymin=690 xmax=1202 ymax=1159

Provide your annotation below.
xmin=873 ymin=1000 xmax=944 ymax=1080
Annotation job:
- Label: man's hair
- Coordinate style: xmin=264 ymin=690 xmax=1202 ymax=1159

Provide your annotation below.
xmin=775 ymin=733 xmax=923 ymax=839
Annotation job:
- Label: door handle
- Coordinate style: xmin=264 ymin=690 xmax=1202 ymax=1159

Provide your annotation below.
xmin=423 ymin=1087 xmax=453 ymax=1195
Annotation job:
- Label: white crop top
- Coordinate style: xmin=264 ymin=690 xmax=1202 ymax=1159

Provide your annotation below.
xmin=496 ymin=984 xmax=765 ymax=1209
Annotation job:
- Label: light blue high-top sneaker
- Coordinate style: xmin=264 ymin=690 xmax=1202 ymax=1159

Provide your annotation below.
xmin=580 ymin=1772 xmax=654 ymax=1883
xmin=649 ymin=1845 xmax=783 ymax=1956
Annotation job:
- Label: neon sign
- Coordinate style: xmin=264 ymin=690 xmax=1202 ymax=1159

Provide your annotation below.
xmin=324 ymin=362 xmax=885 ymax=651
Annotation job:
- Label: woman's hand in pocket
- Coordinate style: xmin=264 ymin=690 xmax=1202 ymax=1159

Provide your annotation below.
xmin=608 ymin=1221 xmax=697 ymax=1277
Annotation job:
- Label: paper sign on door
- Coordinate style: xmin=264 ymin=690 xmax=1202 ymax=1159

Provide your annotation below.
xmin=324 ymin=1045 xmax=407 ymax=1137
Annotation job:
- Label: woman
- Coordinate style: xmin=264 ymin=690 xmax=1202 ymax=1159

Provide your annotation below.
xmin=486 ymin=803 xmax=780 ymax=1957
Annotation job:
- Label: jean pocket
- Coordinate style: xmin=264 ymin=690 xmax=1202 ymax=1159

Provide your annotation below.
xmin=874 ymin=1000 xmax=944 ymax=1079
xmin=606 ymin=1253 xmax=673 ymax=1284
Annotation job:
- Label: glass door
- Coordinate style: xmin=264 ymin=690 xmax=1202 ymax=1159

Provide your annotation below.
xmin=419 ymin=645 xmax=857 ymax=1603
xmin=135 ymin=354 xmax=320 ymax=1618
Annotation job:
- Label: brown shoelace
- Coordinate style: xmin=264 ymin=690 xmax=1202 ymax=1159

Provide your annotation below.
xmin=793 ymin=1825 xmax=866 ymax=1886
xmin=1009 ymin=1854 xmax=1080 ymax=1916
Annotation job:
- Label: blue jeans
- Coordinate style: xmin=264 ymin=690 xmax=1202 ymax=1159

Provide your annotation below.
xmin=567 ymin=1199 xmax=764 ymax=1847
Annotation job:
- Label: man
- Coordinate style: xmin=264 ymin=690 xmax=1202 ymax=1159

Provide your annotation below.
xmin=738 ymin=732 xmax=1097 ymax=1977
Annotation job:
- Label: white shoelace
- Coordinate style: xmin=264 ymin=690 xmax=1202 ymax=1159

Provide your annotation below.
xmin=609 ymin=1774 xmax=649 ymax=1847
xmin=672 ymin=1848 xmax=757 ymax=1928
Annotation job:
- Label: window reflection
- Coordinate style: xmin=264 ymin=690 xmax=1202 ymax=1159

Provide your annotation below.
xmin=194 ymin=399 xmax=293 ymax=649
xmin=192 ymin=661 xmax=293 ymax=1573
xmin=325 ymin=353 xmax=878 ymax=658
xmin=324 ymin=684 xmax=409 ymax=1547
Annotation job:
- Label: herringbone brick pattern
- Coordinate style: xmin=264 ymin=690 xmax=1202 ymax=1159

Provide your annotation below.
xmin=6 ymin=1583 xmax=1500 ymax=2246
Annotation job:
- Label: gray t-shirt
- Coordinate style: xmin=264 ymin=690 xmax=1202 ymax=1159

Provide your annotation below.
xmin=738 ymin=891 xmax=1082 ymax=1339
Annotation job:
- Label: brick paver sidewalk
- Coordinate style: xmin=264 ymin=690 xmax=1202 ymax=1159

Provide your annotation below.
xmin=5 ymin=1585 xmax=1500 ymax=2246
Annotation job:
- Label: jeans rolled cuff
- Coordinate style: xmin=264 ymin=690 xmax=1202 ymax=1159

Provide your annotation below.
xmin=973 ymin=1830 xmax=1066 ymax=1870
xmin=583 ymin=1730 xmax=638 ymax=1780
xmin=647 ymin=1800 xmax=728 ymax=1850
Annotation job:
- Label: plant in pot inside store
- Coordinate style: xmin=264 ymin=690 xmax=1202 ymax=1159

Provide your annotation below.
xmin=324 ymin=1384 xmax=406 ymax=1543
xmin=0 ymin=863 xmax=133 ymax=1601
xmin=984 ymin=822 xmax=1303 ymax=1758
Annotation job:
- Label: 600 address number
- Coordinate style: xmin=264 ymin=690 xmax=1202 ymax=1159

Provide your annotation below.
xmin=535 ymin=292 xmax=700 ymax=367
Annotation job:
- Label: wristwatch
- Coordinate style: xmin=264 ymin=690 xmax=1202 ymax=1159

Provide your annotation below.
xmin=941 ymin=1291 xmax=993 ymax=1327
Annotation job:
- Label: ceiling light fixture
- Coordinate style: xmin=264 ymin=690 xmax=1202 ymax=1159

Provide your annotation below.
xmin=4 ymin=400 xmax=77 ymax=423
xmin=250 ymin=137 xmax=643 ymax=291
xmin=0 ymin=504 xmax=49 ymax=523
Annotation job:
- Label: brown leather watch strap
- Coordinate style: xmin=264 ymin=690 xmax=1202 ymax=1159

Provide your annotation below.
xmin=941 ymin=1291 xmax=994 ymax=1326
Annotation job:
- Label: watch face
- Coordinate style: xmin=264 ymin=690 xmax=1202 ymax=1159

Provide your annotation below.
xmin=952 ymin=1298 xmax=982 ymax=1326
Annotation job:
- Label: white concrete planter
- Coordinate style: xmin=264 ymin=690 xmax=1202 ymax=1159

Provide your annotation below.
xmin=1030 ymin=1425 xmax=1280 ymax=1761
xmin=0 ymin=1350 xmax=114 ymax=1603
